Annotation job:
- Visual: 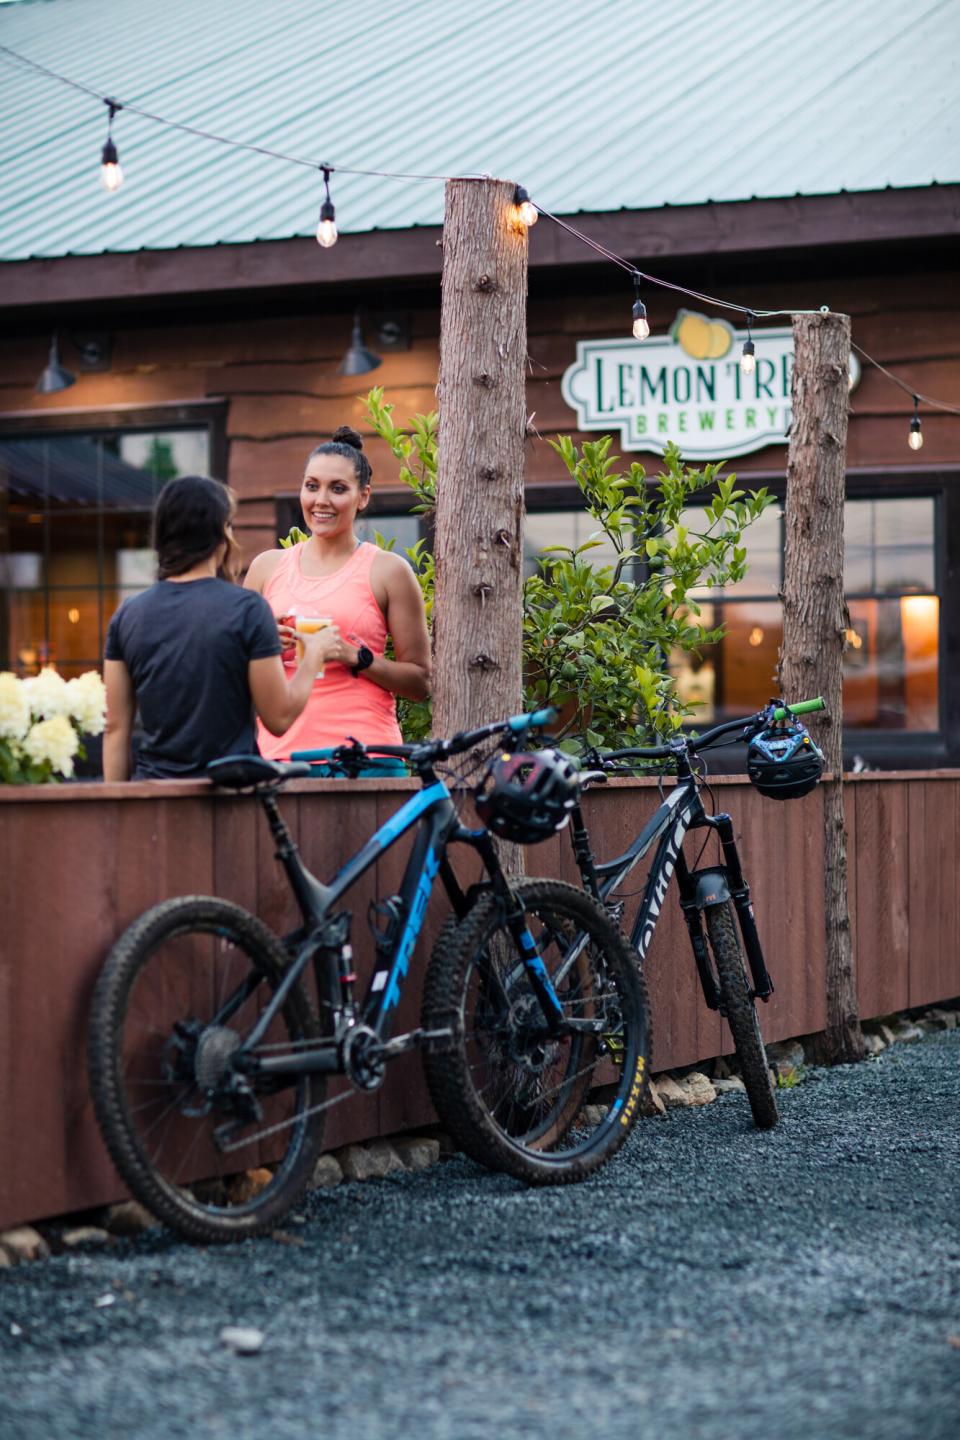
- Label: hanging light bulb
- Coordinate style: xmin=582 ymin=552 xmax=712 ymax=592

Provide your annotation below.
xmin=740 ymin=312 xmax=756 ymax=376
xmin=513 ymin=185 xmax=538 ymax=227
xmin=316 ymin=166 xmax=338 ymax=248
xmin=908 ymin=395 xmax=924 ymax=451
xmin=631 ymin=274 xmax=650 ymax=340
xmin=100 ymin=100 xmax=124 ymax=193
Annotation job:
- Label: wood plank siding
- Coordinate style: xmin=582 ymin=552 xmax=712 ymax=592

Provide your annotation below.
xmin=1 ymin=772 xmax=958 ymax=1230
xmin=2 ymin=263 xmax=959 ymax=568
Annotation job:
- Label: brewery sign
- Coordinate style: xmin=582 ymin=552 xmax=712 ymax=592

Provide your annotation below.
xmin=561 ymin=311 xmax=860 ymax=460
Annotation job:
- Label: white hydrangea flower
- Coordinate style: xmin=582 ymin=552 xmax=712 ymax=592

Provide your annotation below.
xmin=22 ymin=714 xmax=79 ymax=777
xmin=0 ymin=671 xmax=30 ymax=741
xmin=66 ymin=670 xmax=107 ymax=736
xmin=22 ymin=666 xmax=71 ymax=720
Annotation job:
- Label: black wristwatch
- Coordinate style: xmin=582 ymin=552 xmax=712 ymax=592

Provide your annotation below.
xmin=350 ymin=644 xmax=374 ymax=676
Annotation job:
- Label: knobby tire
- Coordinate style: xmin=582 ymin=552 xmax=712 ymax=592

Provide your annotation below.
xmin=88 ymin=897 xmax=327 ymax=1243
xmin=705 ymin=901 xmax=779 ymax=1129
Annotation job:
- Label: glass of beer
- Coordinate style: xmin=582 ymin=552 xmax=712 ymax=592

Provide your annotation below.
xmin=294 ymin=616 xmax=333 ymax=674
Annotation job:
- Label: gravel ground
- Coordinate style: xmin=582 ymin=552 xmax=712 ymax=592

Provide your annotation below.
xmin=1 ymin=1029 xmax=958 ymax=1440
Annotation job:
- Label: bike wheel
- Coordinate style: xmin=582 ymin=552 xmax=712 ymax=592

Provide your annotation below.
xmin=705 ymin=902 xmax=779 ymax=1129
xmin=422 ymin=879 xmax=650 ymax=1184
xmin=88 ymin=897 xmax=327 ymax=1243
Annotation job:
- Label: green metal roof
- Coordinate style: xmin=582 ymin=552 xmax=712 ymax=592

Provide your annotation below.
xmin=0 ymin=0 xmax=958 ymax=262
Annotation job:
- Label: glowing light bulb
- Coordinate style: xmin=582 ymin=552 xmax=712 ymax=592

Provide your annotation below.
xmin=908 ymin=398 xmax=923 ymax=450
xmin=740 ymin=338 xmax=756 ymax=376
xmin=316 ymin=166 xmax=338 ymax=248
xmin=632 ymin=299 xmax=650 ymax=340
xmin=316 ymin=203 xmax=338 ymax=248
xmin=100 ymin=137 xmax=123 ymax=193
xmin=512 ymin=186 xmax=538 ymax=227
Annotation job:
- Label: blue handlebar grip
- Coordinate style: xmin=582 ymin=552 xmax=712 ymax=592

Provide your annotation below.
xmin=508 ymin=707 xmax=558 ymax=732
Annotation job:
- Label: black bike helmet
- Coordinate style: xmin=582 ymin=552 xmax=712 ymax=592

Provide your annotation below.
xmin=474 ymin=748 xmax=581 ymax=844
xmin=747 ymin=719 xmax=824 ymax=800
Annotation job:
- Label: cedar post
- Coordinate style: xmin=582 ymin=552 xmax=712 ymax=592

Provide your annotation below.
xmin=778 ymin=311 xmax=865 ymax=1064
xmin=432 ymin=178 xmax=528 ymax=739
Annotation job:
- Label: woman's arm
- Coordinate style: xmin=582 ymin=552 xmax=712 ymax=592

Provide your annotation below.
xmin=248 ymin=628 xmax=331 ymax=735
xmin=348 ymin=551 xmax=431 ymax=701
xmin=244 ymin=549 xmax=295 ymax=650
xmin=103 ymin=658 xmax=135 ymax=781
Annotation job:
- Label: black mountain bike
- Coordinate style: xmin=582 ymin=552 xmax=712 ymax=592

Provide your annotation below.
xmin=88 ymin=710 xmax=649 ymax=1243
xmin=563 ymin=698 xmax=824 ymax=1130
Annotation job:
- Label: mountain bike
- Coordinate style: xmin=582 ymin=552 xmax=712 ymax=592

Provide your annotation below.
xmin=564 ymin=698 xmax=825 ymax=1130
xmin=87 ymin=710 xmax=649 ymax=1243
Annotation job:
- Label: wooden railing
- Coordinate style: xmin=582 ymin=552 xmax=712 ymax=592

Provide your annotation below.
xmin=1 ymin=771 xmax=957 ymax=1229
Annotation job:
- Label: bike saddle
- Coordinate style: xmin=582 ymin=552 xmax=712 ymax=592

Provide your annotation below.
xmin=207 ymin=755 xmax=313 ymax=789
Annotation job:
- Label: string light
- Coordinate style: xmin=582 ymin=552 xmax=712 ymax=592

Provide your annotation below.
xmin=100 ymin=100 xmax=123 ymax=193
xmin=740 ymin=312 xmax=756 ymax=376
xmin=513 ymin=186 xmax=538 ymax=227
xmin=631 ymin=274 xmax=650 ymax=340
xmin=909 ymin=396 xmax=924 ymax=451
xmin=316 ymin=166 xmax=338 ymax=248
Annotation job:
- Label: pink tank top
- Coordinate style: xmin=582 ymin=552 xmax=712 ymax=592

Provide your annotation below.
xmin=257 ymin=541 xmax=402 ymax=759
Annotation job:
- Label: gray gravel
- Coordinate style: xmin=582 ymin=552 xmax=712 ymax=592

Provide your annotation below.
xmin=2 ymin=1030 xmax=958 ymax=1440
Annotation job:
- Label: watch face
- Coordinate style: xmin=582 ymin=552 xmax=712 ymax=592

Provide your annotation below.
xmin=354 ymin=645 xmax=374 ymax=672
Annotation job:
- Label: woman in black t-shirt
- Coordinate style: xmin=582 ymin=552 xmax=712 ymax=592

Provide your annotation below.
xmin=104 ymin=475 xmax=328 ymax=780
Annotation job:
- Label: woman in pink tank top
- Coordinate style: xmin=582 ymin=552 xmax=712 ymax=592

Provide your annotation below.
xmin=244 ymin=426 xmax=431 ymax=759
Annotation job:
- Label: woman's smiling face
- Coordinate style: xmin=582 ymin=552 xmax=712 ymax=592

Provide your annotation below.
xmin=299 ymin=453 xmax=369 ymax=537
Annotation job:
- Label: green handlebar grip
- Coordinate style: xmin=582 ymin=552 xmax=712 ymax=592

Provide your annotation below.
xmin=774 ymin=696 xmax=825 ymax=720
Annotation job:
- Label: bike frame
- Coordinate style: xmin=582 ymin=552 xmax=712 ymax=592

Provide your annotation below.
xmin=569 ymin=763 xmax=775 ymax=1010
xmin=224 ymin=770 xmax=569 ymax=1085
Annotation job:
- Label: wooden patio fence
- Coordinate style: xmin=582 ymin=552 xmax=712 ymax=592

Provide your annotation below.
xmin=1 ymin=771 xmax=958 ymax=1229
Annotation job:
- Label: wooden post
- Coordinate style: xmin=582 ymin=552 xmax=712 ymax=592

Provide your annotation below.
xmin=433 ymin=178 xmax=528 ymax=739
xmin=778 ymin=311 xmax=865 ymax=1065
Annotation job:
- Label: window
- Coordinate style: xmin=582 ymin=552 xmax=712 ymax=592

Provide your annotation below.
xmin=671 ymin=495 xmax=939 ymax=731
xmin=523 ymin=493 xmax=941 ymax=735
xmin=0 ymin=421 xmax=215 ymax=676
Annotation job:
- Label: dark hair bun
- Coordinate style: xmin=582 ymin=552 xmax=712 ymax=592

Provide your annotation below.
xmin=331 ymin=425 xmax=363 ymax=451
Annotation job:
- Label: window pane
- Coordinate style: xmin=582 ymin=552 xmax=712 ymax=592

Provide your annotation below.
xmin=844 ymin=596 xmax=938 ymax=730
xmin=683 ymin=503 xmax=782 ymax=599
xmin=671 ymin=601 xmax=783 ymax=725
xmin=524 ymin=510 xmax=621 ymax=580
xmin=0 ymin=429 xmax=208 ymax=674
xmin=355 ymin=513 xmax=421 ymax=557
xmin=843 ymin=498 xmax=935 ymax=594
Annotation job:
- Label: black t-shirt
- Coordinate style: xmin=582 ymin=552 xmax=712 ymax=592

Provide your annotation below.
xmin=105 ymin=578 xmax=281 ymax=779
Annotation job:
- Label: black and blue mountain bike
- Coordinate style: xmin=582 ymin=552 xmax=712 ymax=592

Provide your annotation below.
xmin=88 ymin=710 xmax=650 ymax=1243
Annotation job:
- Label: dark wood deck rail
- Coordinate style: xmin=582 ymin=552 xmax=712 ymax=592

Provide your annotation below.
xmin=1 ymin=772 xmax=958 ymax=1229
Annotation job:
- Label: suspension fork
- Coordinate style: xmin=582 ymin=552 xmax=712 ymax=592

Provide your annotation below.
xmin=675 ymin=850 xmax=722 ymax=1011
xmin=473 ymin=829 xmax=565 ymax=1034
xmin=710 ymin=813 xmax=775 ymax=1002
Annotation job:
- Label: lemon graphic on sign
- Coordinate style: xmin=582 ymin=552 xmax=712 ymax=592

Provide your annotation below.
xmin=671 ymin=309 xmax=735 ymax=360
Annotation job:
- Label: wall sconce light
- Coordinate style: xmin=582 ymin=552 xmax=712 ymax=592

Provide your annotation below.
xmin=338 ymin=313 xmax=382 ymax=376
xmin=35 ymin=334 xmax=76 ymax=394
xmin=71 ymin=332 xmax=113 ymax=371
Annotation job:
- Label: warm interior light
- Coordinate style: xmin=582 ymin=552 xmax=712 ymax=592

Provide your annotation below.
xmin=844 ymin=627 xmax=863 ymax=650
xmin=748 ymin=626 xmax=764 ymax=647
xmin=68 ymin=608 xmax=80 ymax=624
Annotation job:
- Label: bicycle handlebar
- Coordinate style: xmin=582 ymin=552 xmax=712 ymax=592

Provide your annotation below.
xmin=595 ymin=696 xmax=825 ymax=767
xmin=313 ymin=707 xmax=560 ymax=775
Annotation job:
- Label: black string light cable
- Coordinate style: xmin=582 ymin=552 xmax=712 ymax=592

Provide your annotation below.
xmin=3 ymin=43 xmax=959 ymax=440
xmin=0 ymin=43 xmax=485 ymax=185
xmin=528 ymin=197 xmax=960 ymax=439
